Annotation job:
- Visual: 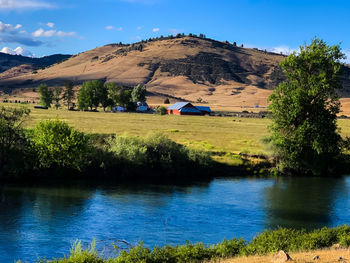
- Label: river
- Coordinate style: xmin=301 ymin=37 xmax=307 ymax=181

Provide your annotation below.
xmin=1 ymin=176 xmax=350 ymax=262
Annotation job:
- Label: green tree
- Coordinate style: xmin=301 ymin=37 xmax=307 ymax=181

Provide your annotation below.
xmin=119 ymin=89 xmax=132 ymax=107
xmin=38 ymin=84 xmax=53 ymax=108
xmin=0 ymin=107 xmax=34 ymax=175
xmin=63 ymin=80 xmax=74 ymax=110
xmin=32 ymin=119 xmax=89 ymax=170
xmin=131 ymin=84 xmax=146 ymax=102
xmin=106 ymin=82 xmax=120 ymax=106
xmin=77 ymin=83 xmax=93 ymax=110
xmin=90 ymin=80 xmax=104 ymax=109
xmin=267 ymin=38 xmax=346 ymax=175
xmin=77 ymin=80 xmax=103 ymax=110
xmin=98 ymin=82 xmax=109 ymax=111
xmin=53 ymin=86 xmax=62 ymax=110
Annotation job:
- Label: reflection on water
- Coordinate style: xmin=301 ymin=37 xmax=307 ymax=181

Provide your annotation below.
xmin=0 ymin=177 xmax=349 ymax=262
xmin=264 ymin=177 xmax=348 ymax=230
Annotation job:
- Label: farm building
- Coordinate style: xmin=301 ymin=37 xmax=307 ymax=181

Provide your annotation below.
xmin=167 ymin=102 xmax=211 ymax=115
xmin=137 ymin=102 xmax=151 ymax=112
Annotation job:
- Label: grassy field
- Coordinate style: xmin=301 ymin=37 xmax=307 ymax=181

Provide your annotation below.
xmin=5 ymin=103 xmax=350 ymax=163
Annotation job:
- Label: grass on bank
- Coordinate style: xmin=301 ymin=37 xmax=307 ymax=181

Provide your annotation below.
xmin=16 ymin=225 xmax=350 ymax=263
xmin=218 ymin=248 xmax=350 ymax=263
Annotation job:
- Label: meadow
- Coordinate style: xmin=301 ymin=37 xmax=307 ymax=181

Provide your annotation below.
xmin=13 ymin=104 xmax=350 ymax=156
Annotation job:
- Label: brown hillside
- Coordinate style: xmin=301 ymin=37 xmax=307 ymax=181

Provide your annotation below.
xmin=1 ymin=36 xmax=350 ymax=113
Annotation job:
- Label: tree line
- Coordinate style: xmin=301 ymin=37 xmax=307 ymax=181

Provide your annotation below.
xmin=37 ymin=80 xmax=147 ymax=111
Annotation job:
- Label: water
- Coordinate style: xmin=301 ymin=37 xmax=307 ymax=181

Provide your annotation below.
xmin=1 ymin=176 xmax=350 ymax=262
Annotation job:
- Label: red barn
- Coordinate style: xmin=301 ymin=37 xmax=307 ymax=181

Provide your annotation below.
xmin=167 ymin=102 xmax=211 ymax=115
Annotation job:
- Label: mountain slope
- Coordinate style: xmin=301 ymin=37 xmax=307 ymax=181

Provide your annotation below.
xmin=0 ymin=53 xmax=71 ymax=79
xmin=0 ymin=36 xmax=349 ymax=112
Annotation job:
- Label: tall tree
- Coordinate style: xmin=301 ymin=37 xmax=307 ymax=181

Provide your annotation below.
xmin=131 ymin=84 xmax=146 ymax=102
xmin=38 ymin=84 xmax=53 ymax=108
xmin=97 ymin=82 xmax=109 ymax=111
xmin=106 ymin=82 xmax=119 ymax=106
xmin=90 ymin=80 xmax=104 ymax=109
xmin=77 ymin=82 xmax=94 ymax=110
xmin=63 ymin=80 xmax=74 ymax=110
xmin=0 ymin=107 xmax=30 ymax=171
xmin=53 ymin=86 xmax=62 ymax=110
xmin=267 ymin=38 xmax=346 ymax=176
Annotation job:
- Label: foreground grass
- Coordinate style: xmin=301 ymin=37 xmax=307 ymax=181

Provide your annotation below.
xmin=217 ymin=248 xmax=350 ymax=263
xmin=17 ymin=226 xmax=350 ymax=263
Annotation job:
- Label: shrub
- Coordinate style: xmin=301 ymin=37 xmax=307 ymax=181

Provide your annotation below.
xmin=0 ymin=106 xmax=35 ymax=176
xmin=106 ymin=133 xmax=212 ymax=173
xmin=32 ymin=119 xmax=90 ymax=171
xmin=164 ymin=98 xmax=170 ymax=104
xmin=156 ymin=106 xmax=167 ymax=115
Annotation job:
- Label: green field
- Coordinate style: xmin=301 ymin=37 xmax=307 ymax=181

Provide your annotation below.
xmin=5 ymin=103 xmax=350 ymax=162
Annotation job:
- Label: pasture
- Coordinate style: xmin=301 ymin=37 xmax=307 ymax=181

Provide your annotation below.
xmin=4 ymin=103 xmax=350 ymax=163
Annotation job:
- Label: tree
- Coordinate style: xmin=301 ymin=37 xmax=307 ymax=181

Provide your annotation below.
xmin=77 ymin=80 xmax=104 ymax=110
xmin=0 ymin=107 xmax=31 ymax=174
xmin=106 ymin=82 xmax=120 ymax=106
xmin=131 ymin=84 xmax=146 ymax=102
xmin=32 ymin=119 xmax=89 ymax=171
xmin=90 ymin=80 xmax=104 ymax=109
xmin=63 ymin=80 xmax=74 ymax=110
xmin=38 ymin=84 xmax=53 ymax=108
xmin=77 ymin=82 xmax=94 ymax=110
xmin=267 ymin=38 xmax=346 ymax=176
xmin=98 ymin=82 xmax=109 ymax=111
xmin=53 ymin=86 xmax=62 ymax=110
xmin=119 ymin=89 xmax=132 ymax=108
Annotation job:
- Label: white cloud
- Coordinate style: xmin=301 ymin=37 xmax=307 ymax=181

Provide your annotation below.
xmin=32 ymin=27 xmax=76 ymax=37
xmin=267 ymin=45 xmax=297 ymax=55
xmin=0 ymin=46 xmax=33 ymax=57
xmin=56 ymin=30 xmax=76 ymax=37
xmin=152 ymin=28 xmax=159 ymax=32
xmin=0 ymin=0 xmax=54 ymax=10
xmin=0 ymin=21 xmax=21 ymax=32
xmin=137 ymin=26 xmax=142 ymax=30
xmin=47 ymin=22 xmax=54 ymax=28
xmin=106 ymin=25 xmax=122 ymax=31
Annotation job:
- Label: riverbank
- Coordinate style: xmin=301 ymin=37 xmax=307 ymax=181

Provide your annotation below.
xmin=216 ymin=248 xmax=350 ymax=262
xmin=15 ymin=226 xmax=350 ymax=263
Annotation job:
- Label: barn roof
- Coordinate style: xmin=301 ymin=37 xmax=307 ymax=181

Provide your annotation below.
xmin=167 ymin=102 xmax=192 ymax=110
xmin=180 ymin=107 xmax=201 ymax=113
xmin=196 ymin=106 xmax=211 ymax=113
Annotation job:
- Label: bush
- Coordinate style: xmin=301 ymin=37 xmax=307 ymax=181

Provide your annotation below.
xmin=0 ymin=106 xmax=35 ymax=176
xmin=27 ymin=225 xmax=350 ymax=263
xmin=164 ymin=98 xmax=170 ymax=104
xmin=32 ymin=119 xmax=90 ymax=171
xmin=106 ymin=133 xmax=212 ymax=174
xmin=156 ymin=106 xmax=167 ymax=115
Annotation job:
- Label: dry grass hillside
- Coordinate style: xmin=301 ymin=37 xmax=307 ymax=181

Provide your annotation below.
xmin=1 ymin=36 xmax=350 ymax=113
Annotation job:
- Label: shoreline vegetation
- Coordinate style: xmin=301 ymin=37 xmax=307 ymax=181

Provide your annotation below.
xmin=15 ymin=225 xmax=350 ymax=263
xmin=2 ymin=104 xmax=350 ymax=182
xmin=0 ymin=105 xmax=271 ymax=182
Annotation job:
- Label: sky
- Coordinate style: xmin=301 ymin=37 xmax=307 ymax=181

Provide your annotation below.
xmin=0 ymin=0 xmax=349 ymax=61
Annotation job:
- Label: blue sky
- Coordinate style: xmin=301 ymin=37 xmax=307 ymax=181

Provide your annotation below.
xmin=0 ymin=0 xmax=349 ymax=61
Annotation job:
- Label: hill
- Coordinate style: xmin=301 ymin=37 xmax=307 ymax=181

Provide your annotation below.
xmin=0 ymin=53 xmax=71 ymax=91
xmin=1 ymin=36 xmax=349 ymax=113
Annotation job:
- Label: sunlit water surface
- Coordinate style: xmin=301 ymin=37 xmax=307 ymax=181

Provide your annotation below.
xmin=1 ymin=176 xmax=350 ymax=262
